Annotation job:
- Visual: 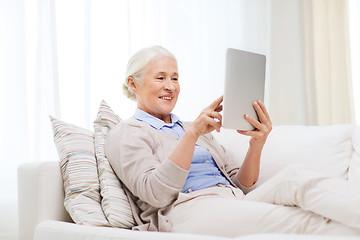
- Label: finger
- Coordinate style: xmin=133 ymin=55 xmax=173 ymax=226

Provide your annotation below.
xmin=237 ymin=130 xmax=259 ymax=138
xmin=201 ymin=110 xmax=222 ymax=130
xmin=237 ymin=130 xmax=252 ymax=136
xmin=237 ymin=130 xmax=248 ymax=135
xmin=237 ymin=129 xmax=263 ymax=139
xmin=245 ymin=114 xmax=265 ymax=131
xmin=253 ymin=102 xmax=268 ymax=125
xmin=203 ymin=116 xmax=221 ymax=133
xmin=214 ymin=104 xmax=223 ymax=113
xmin=211 ymin=119 xmax=222 ymax=132
xmin=253 ymin=102 xmax=266 ymax=123
xmin=207 ymin=110 xmax=222 ymax=127
xmin=257 ymin=101 xmax=271 ymax=124
xmin=210 ymin=111 xmax=222 ymax=123
xmin=208 ymin=95 xmax=223 ymax=110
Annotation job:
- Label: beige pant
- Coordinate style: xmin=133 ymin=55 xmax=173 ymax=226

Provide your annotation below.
xmin=169 ymin=169 xmax=360 ymax=238
xmin=245 ymin=165 xmax=360 ymax=230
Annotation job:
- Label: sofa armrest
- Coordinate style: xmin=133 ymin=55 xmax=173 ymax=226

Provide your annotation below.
xmin=18 ymin=161 xmax=72 ymax=240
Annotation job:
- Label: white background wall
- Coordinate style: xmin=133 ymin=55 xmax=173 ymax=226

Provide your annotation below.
xmin=268 ymin=0 xmax=308 ymax=125
xmin=0 ymin=0 xmax=25 ymax=239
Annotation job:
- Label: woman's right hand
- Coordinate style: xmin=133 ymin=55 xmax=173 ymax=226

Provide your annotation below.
xmin=169 ymin=96 xmax=223 ymax=170
xmin=188 ymin=96 xmax=224 ymax=139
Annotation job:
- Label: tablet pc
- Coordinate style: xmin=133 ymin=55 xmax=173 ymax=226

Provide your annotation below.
xmin=222 ymin=48 xmax=266 ymax=131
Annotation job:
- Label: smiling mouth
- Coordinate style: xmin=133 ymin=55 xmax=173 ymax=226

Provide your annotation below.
xmin=160 ymin=96 xmax=173 ymax=100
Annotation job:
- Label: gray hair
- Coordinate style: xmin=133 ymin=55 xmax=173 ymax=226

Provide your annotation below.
xmin=123 ymin=45 xmax=178 ymax=101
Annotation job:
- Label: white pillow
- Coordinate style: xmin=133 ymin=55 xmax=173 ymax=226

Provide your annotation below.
xmin=50 ymin=116 xmax=110 ymax=226
xmin=94 ymin=100 xmax=135 ymax=228
xmin=214 ymin=125 xmax=355 ymax=187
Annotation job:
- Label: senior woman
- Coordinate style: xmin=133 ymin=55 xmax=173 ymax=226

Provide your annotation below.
xmin=105 ymin=46 xmax=360 ymax=237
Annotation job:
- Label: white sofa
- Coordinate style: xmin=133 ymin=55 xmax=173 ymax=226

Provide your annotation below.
xmin=17 ymin=125 xmax=360 ymax=240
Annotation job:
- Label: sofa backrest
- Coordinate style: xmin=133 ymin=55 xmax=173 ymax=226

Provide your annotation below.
xmin=213 ymin=125 xmax=356 ymax=187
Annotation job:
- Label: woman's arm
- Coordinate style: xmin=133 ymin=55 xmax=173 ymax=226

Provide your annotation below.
xmin=237 ymin=100 xmax=272 ymax=187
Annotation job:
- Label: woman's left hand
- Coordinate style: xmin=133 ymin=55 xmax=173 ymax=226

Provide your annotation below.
xmin=237 ymin=101 xmax=272 ymax=149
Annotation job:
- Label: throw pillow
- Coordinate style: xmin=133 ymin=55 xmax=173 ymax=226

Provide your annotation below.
xmin=259 ymin=124 xmax=354 ymax=184
xmin=94 ymin=100 xmax=135 ymax=228
xmin=50 ymin=116 xmax=110 ymax=226
xmin=349 ymin=126 xmax=360 ymax=184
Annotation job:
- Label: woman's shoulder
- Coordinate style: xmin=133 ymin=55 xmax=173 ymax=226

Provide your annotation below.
xmin=106 ymin=117 xmax=157 ymax=149
xmin=109 ymin=116 xmax=149 ymax=135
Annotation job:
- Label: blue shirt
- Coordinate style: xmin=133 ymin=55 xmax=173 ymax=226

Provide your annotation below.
xmin=134 ymin=109 xmax=230 ymax=193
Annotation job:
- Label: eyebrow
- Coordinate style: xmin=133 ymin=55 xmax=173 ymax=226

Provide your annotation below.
xmin=155 ymin=72 xmax=179 ymax=76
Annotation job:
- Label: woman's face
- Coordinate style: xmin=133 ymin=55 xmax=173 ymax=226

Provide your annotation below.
xmin=131 ymin=55 xmax=180 ymax=123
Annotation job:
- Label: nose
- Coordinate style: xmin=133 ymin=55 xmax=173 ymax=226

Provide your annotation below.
xmin=164 ymin=78 xmax=175 ymax=91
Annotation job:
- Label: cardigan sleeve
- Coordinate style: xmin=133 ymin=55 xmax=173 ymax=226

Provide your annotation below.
xmin=105 ymin=122 xmax=189 ymax=209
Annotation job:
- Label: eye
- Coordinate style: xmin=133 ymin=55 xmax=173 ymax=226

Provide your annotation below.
xmin=172 ymin=77 xmax=178 ymax=81
xmin=157 ymin=76 xmax=164 ymax=80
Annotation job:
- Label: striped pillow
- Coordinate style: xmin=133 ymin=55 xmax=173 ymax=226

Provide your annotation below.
xmin=94 ymin=100 xmax=135 ymax=228
xmin=50 ymin=116 xmax=110 ymax=226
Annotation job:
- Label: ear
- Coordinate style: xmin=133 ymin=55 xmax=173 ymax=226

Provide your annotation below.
xmin=127 ymin=77 xmax=137 ymax=94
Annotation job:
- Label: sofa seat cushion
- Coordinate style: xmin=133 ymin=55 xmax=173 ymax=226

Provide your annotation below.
xmin=33 ymin=220 xmax=228 ymax=240
xmin=34 ymin=220 xmax=360 ymax=240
